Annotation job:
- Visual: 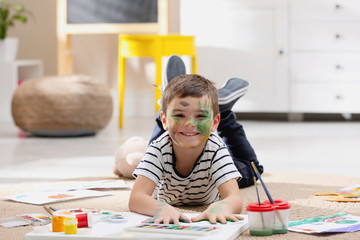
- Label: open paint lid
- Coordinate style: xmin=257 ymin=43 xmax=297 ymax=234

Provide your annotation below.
xmin=246 ymin=203 xmax=275 ymax=212
xmin=263 ymin=199 xmax=291 ymax=210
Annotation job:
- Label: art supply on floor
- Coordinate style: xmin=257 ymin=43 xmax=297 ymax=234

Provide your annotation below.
xmin=194 ymin=216 xmax=244 ymax=224
xmin=49 ymin=206 xmax=58 ymax=212
xmin=53 ymin=208 xmax=127 ymax=224
xmin=64 ymin=217 xmax=78 ymax=234
xmin=254 ymin=177 xmax=266 ymax=229
xmin=313 ymin=184 xmax=360 ymax=202
xmin=35 ymin=179 xmax=128 ymax=192
xmin=246 ymin=202 xmax=275 ymax=236
xmin=125 ymin=223 xmax=218 ymax=236
xmin=254 ymin=177 xmax=261 ymax=205
xmin=100 ymin=212 xmax=127 ymax=223
xmin=0 ymin=216 xmax=31 ymax=228
xmin=6 ymin=190 xmax=110 ymax=205
xmin=25 ymin=212 xmax=249 ymax=240
xmin=251 ymin=161 xmax=274 ymax=203
xmin=263 ymin=199 xmax=291 ymax=233
xmin=76 ymin=212 xmax=92 ymax=228
xmin=251 ymin=161 xmax=288 ymax=232
xmin=51 ymin=216 xmax=65 ymax=232
xmin=43 ymin=205 xmax=54 ymax=216
xmin=289 ymin=212 xmax=360 ymax=234
xmin=19 ymin=214 xmax=51 ymax=226
xmin=0 ymin=214 xmax=51 ymax=228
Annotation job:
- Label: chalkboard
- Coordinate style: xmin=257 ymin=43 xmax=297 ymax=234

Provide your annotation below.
xmin=57 ymin=0 xmax=169 ymax=74
xmin=67 ymin=0 xmax=158 ymax=24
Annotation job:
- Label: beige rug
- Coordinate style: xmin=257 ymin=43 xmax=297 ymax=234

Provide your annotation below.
xmin=1 ymin=171 xmax=360 ymax=240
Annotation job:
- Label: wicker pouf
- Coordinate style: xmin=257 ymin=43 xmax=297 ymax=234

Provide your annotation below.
xmin=11 ymin=75 xmax=113 ymax=137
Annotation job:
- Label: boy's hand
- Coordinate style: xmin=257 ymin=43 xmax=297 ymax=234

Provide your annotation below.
xmin=142 ymin=201 xmax=191 ymax=224
xmin=191 ymin=201 xmax=240 ymax=224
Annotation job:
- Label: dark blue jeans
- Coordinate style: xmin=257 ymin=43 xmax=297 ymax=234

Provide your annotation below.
xmin=149 ymin=111 xmax=264 ymax=188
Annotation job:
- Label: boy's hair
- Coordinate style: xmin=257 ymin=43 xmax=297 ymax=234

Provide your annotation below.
xmin=162 ymin=74 xmax=219 ymax=117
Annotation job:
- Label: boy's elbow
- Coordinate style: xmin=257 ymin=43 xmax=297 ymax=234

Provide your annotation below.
xmin=128 ymin=200 xmax=133 ymax=212
xmin=128 ymin=193 xmax=137 ymax=212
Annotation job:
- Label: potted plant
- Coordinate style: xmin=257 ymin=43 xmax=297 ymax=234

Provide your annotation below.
xmin=0 ymin=0 xmax=32 ymax=61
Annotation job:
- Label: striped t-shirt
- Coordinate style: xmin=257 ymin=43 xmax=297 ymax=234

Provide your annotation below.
xmin=133 ymin=132 xmax=241 ymax=206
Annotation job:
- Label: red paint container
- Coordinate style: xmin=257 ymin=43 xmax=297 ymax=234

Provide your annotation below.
xmin=75 ymin=212 xmax=92 ymax=228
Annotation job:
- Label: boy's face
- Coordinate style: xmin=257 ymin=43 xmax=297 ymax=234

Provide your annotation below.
xmin=161 ymin=95 xmax=220 ymax=150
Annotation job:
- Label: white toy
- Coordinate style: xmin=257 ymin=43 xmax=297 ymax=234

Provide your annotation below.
xmin=114 ymin=136 xmax=148 ymax=179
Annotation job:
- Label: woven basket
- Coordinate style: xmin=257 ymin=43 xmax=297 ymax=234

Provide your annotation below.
xmin=11 ymin=75 xmax=113 ymax=136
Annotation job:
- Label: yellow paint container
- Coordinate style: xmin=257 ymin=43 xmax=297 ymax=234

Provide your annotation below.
xmin=64 ymin=217 xmax=78 ymax=234
xmin=52 ymin=216 xmax=65 ymax=232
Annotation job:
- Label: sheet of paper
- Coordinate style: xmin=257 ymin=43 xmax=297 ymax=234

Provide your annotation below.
xmin=35 ymin=180 xmax=128 ymax=192
xmin=289 ymin=212 xmax=360 ymax=234
xmin=7 ymin=190 xmax=110 ymax=205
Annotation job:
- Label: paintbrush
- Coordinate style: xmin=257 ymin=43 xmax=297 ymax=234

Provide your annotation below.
xmin=49 ymin=206 xmax=58 ymax=212
xmin=251 ymin=162 xmax=274 ymax=203
xmin=43 ymin=205 xmax=54 ymax=216
xmin=254 ymin=177 xmax=261 ymax=206
xmin=254 ymin=177 xmax=265 ymax=230
xmin=43 ymin=205 xmax=58 ymax=216
xmin=251 ymin=162 xmax=285 ymax=228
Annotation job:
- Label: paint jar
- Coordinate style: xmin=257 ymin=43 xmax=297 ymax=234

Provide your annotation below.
xmin=51 ymin=216 xmax=65 ymax=232
xmin=64 ymin=217 xmax=78 ymax=234
xmin=263 ymin=199 xmax=291 ymax=234
xmin=246 ymin=203 xmax=275 ymax=236
xmin=76 ymin=212 xmax=92 ymax=228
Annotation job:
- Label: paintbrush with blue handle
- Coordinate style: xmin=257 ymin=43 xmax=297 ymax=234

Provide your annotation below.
xmin=251 ymin=162 xmax=285 ymax=228
xmin=251 ymin=161 xmax=274 ymax=203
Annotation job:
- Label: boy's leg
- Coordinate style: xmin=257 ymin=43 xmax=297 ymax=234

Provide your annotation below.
xmin=218 ymin=78 xmax=249 ymax=113
xmin=217 ymin=78 xmax=264 ymax=188
xmin=149 ymin=55 xmax=186 ymax=144
xmin=161 ymin=55 xmax=187 ymax=94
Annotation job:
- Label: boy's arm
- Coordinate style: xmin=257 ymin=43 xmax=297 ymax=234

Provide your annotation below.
xmin=191 ymin=179 xmax=243 ymax=224
xmin=129 ymin=175 xmax=191 ymax=224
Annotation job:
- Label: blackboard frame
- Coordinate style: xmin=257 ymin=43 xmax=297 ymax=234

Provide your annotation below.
xmin=56 ymin=0 xmax=169 ymax=74
xmin=57 ymin=0 xmax=169 ymax=34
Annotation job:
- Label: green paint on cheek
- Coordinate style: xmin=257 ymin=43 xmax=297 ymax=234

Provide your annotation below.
xmin=196 ymin=99 xmax=212 ymax=136
xmin=197 ymin=118 xmax=211 ymax=136
xmin=172 ymin=116 xmax=181 ymax=124
xmin=169 ymin=115 xmax=181 ymax=132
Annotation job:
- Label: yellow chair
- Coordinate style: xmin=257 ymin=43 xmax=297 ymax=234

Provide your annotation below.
xmin=118 ymin=34 xmax=197 ymax=128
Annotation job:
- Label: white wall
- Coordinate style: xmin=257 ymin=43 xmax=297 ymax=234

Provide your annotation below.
xmin=9 ymin=0 xmax=57 ymax=75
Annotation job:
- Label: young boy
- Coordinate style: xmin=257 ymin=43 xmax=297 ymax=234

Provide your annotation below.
xmin=130 ymin=73 xmax=243 ymax=224
xmin=148 ymin=55 xmax=263 ymax=188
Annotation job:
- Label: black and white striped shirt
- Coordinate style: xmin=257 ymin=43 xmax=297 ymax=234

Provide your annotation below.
xmin=133 ymin=132 xmax=241 ymax=206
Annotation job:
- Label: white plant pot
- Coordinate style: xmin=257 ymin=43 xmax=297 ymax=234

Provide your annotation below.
xmin=0 ymin=37 xmax=19 ymax=62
